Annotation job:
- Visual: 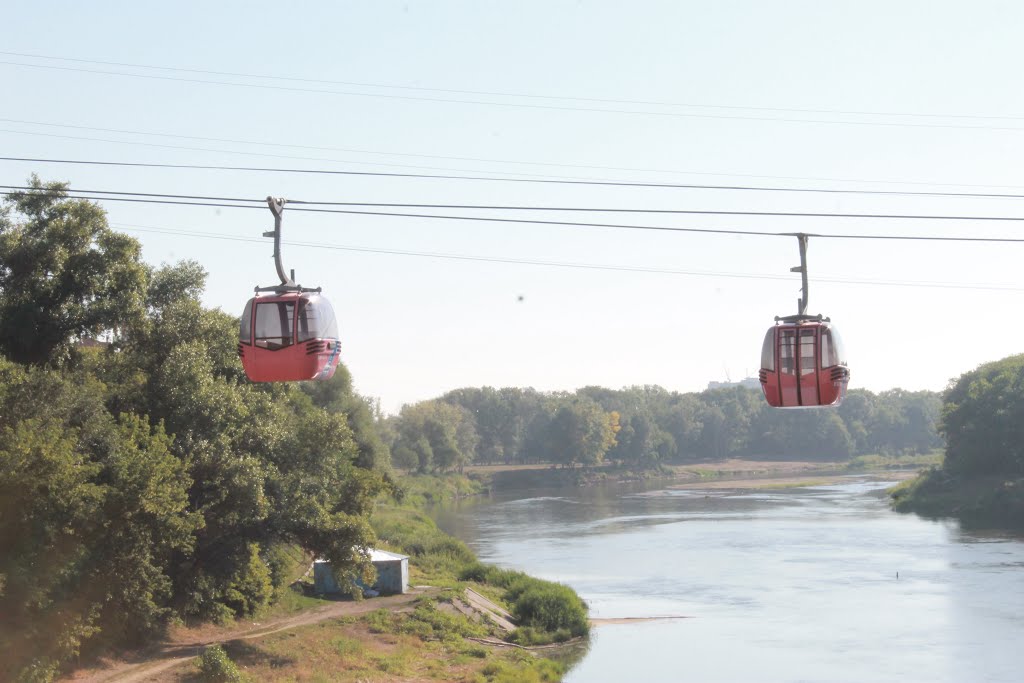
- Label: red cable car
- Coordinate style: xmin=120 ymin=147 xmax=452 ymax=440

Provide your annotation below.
xmin=238 ymin=198 xmax=342 ymax=383
xmin=759 ymin=317 xmax=849 ymax=407
xmin=238 ymin=292 xmax=341 ymax=382
xmin=758 ymin=234 xmax=850 ymax=408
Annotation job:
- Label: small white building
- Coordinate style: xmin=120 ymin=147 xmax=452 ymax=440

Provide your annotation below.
xmin=314 ymin=549 xmax=409 ymax=595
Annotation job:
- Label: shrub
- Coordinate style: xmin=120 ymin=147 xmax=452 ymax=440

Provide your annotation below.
xmin=475 ymin=657 xmax=564 ymax=683
xmin=510 ymin=582 xmax=589 ymax=638
xmin=198 ymin=645 xmax=241 ymax=682
xmin=459 ymin=562 xmax=529 ymax=590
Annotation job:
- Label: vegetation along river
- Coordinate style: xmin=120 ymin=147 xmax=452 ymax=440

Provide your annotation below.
xmin=434 ymin=476 xmax=1024 ymax=683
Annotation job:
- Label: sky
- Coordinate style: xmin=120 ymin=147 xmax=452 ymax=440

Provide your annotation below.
xmin=4 ymin=1 xmax=1024 ymax=412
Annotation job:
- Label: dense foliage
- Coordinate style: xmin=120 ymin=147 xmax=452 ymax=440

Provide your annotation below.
xmin=387 ymin=384 xmax=942 ymax=472
xmin=941 ymin=354 xmax=1024 ymax=477
xmin=0 ymin=181 xmax=391 ymax=681
xmin=893 ymin=355 xmax=1024 ymax=527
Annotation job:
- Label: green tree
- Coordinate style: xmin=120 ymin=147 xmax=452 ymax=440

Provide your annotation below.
xmin=391 ymin=401 xmax=478 ymax=473
xmin=0 ymin=179 xmax=146 ymax=366
xmin=0 ymin=361 xmax=199 ymax=679
xmin=0 ymin=188 xmax=393 ymax=679
xmin=301 ymin=363 xmax=391 ymax=470
xmin=545 ymin=399 xmax=618 ymax=468
xmin=942 ymin=354 xmax=1024 ymax=477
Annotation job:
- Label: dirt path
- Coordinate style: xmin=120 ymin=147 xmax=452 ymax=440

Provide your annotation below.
xmin=63 ymin=588 xmax=435 ymax=683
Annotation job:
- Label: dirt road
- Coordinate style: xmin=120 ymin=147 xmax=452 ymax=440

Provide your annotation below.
xmin=63 ymin=588 xmax=435 ymax=683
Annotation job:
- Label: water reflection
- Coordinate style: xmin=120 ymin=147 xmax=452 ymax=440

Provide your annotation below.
xmin=433 ymin=477 xmax=1024 ymax=683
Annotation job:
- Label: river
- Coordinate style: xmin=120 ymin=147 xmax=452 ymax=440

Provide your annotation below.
xmin=433 ymin=475 xmax=1024 ymax=683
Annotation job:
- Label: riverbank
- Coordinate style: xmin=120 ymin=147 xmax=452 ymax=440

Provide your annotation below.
xmin=58 ymin=479 xmax=589 ymax=683
xmin=891 ymin=468 xmax=1024 ymax=530
xmin=467 ymin=455 xmax=936 ymax=493
xmin=446 ymin=469 xmax=1024 ymax=683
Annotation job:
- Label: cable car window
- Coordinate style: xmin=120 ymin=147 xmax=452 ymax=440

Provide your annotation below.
xmin=830 ymin=326 xmax=847 ymax=365
xmin=799 ymin=329 xmax=816 ymax=376
xmin=297 ymin=297 xmax=339 ymax=342
xmin=239 ymin=299 xmax=254 ymax=344
xmin=821 ymin=328 xmax=845 ymax=368
xmin=254 ymin=301 xmax=295 ymax=349
xmin=779 ymin=330 xmax=797 ymax=375
xmin=760 ymin=329 xmax=775 ymax=371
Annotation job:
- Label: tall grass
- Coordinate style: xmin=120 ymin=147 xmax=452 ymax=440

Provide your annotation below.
xmin=395 ymin=473 xmax=486 ymax=507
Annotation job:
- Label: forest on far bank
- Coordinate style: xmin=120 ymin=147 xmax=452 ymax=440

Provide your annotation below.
xmin=383 ymin=383 xmax=943 ymax=473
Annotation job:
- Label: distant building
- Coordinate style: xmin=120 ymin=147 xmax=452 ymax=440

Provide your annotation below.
xmin=707 ymin=377 xmax=761 ymax=391
xmin=314 ymin=549 xmax=410 ymax=595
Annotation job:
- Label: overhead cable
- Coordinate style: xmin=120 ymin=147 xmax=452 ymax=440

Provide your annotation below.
xmin=3 ymin=59 xmax=1024 ymax=132
xmin=5 ymin=184 xmax=1024 ymax=223
xmin=4 ymin=51 xmax=1021 ymax=122
xmin=5 ymin=156 xmax=1024 ymax=200
xmin=11 ymin=188 xmax=1024 ymax=243
xmin=112 ymin=222 xmax=1024 ymax=293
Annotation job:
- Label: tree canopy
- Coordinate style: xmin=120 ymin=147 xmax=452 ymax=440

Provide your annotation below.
xmin=941 ymin=354 xmax=1024 ymax=477
xmin=891 ymin=354 xmax=1024 ymax=528
xmin=386 ymin=384 xmax=942 ymax=471
xmin=0 ymin=177 xmax=147 ymax=366
xmin=0 ymin=184 xmax=391 ymax=682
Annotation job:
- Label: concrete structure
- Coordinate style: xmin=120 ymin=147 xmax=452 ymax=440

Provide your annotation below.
xmin=313 ymin=549 xmax=410 ymax=595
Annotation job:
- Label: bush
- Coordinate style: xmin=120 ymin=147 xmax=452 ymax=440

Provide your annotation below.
xmin=508 ymin=626 xmax=573 ymax=646
xmin=198 ymin=645 xmax=241 ymax=682
xmin=459 ymin=562 xmax=529 ymax=590
xmin=475 ymin=657 xmax=564 ymax=682
xmin=510 ymin=583 xmax=589 ymax=638
xmin=461 ymin=561 xmax=590 ymax=641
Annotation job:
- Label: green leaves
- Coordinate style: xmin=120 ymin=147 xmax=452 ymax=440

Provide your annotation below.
xmin=392 ymin=400 xmax=478 ymax=473
xmin=0 ymin=179 xmax=147 ymax=366
xmin=942 ymin=354 xmax=1024 ymax=477
xmin=0 ymin=184 xmax=394 ymax=678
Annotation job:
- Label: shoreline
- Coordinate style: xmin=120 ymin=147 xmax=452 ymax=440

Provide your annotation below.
xmin=467 ymin=456 xmax=931 ymax=494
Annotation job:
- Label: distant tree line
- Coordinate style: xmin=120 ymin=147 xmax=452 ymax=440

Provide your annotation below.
xmin=385 ymin=384 xmax=943 ymax=473
xmin=0 ymin=180 xmax=391 ymax=681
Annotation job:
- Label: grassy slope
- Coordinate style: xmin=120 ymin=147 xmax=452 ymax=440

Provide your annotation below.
xmin=165 ymin=474 xmax=585 ymax=682
xmin=185 ymin=606 xmax=565 ymax=683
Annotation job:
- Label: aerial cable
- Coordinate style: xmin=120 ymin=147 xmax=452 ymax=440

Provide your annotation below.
xmin=3 ymin=59 xmax=1024 ymax=132
xmin=7 ymin=184 xmax=1024 ymax=223
xmin=0 ymin=129 xmax=572 ymax=180
xmin=0 ymin=185 xmax=264 ymax=205
xmin=4 ymin=51 xmax=1023 ymax=124
xmin=11 ymin=118 xmax=1024 ymax=186
xmin=111 ymin=222 xmax=1024 ymax=293
xmin=4 ymin=156 xmax=1024 ymax=200
xmin=16 ymin=190 xmax=1024 ymax=243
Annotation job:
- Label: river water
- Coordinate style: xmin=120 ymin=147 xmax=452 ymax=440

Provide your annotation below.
xmin=434 ymin=476 xmax=1024 ymax=683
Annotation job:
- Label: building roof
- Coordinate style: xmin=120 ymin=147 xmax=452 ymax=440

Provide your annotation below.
xmin=368 ymin=549 xmax=409 ymax=562
xmin=314 ymin=548 xmax=409 ymax=564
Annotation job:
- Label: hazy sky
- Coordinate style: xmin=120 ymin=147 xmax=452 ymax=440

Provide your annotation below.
xmin=4 ymin=2 xmax=1024 ymax=411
